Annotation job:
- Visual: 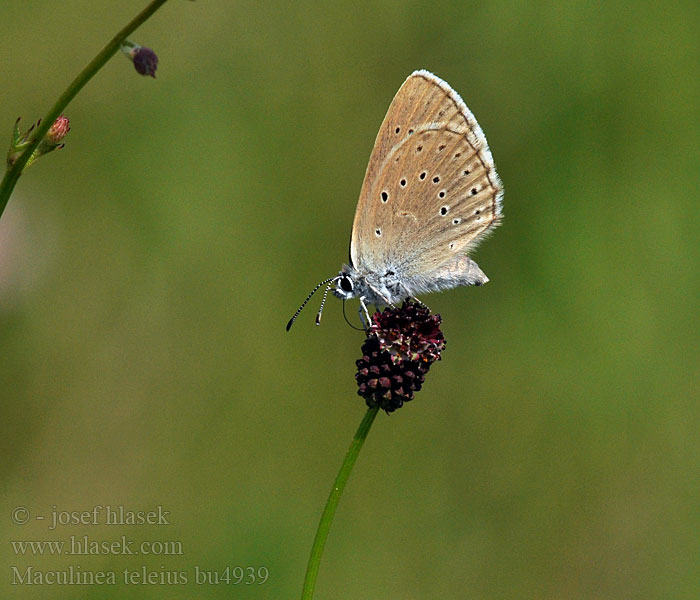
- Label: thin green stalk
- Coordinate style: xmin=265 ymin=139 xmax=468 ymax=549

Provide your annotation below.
xmin=301 ymin=405 xmax=380 ymax=599
xmin=0 ymin=0 xmax=171 ymax=217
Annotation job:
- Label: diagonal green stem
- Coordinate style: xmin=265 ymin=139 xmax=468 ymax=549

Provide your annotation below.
xmin=0 ymin=0 xmax=171 ymax=218
xmin=301 ymin=405 xmax=379 ymax=600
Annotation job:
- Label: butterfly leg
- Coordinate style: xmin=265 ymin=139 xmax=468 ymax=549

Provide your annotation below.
xmin=397 ymin=282 xmax=428 ymax=309
xmin=409 ymin=296 xmax=428 ymax=309
xmin=358 ymin=296 xmax=372 ymax=330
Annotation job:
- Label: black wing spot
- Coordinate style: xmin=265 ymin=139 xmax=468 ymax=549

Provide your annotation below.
xmin=375 ymin=228 xmax=382 ymax=237
xmin=471 ymin=187 xmax=478 ymax=195
xmin=475 ymin=209 xmax=481 ymax=215
xmin=419 ymin=172 xmax=426 ymax=180
xmin=395 ymin=126 xmax=400 ymax=134
xmin=454 ymin=152 xmax=462 ymax=158
xmin=433 ymin=176 xmax=440 ymax=183
xmin=440 ymin=206 xmax=449 ymax=216
xmin=400 ymin=178 xmax=407 ymax=187
xmin=408 ymin=128 xmax=414 ymax=134
xmin=381 ymin=191 xmax=388 ymax=202
xmin=438 ymin=144 xmax=446 ymax=151
xmin=452 ymin=218 xmax=461 ymax=225
xmin=416 ymin=145 xmax=423 ymax=153
xmin=438 ymin=190 xmax=446 ymax=198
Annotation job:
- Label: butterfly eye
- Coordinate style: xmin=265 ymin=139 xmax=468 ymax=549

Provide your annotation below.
xmin=339 ymin=276 xmax=353 ymax=292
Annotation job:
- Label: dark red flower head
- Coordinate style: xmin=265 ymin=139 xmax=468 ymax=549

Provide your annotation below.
xmin=355 ymin=300 xmax=446 ymax=413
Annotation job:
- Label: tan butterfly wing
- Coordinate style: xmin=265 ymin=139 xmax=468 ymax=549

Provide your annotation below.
xmin=350 ymin=70 xmax=503 ymax=279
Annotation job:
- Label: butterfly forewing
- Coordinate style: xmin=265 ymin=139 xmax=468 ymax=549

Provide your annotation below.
xmin=350 ymin=70 xmax=503 ymax=277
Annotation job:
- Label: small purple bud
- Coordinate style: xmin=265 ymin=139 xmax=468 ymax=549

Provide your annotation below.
xmin=131 ymin=46 xmax=158 ymax=78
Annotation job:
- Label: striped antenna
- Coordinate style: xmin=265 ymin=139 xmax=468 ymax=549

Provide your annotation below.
xmin=286 ymin=277 xmax=338 ymax=331
xmin=314 ymin=280 xmax=335 ymax=326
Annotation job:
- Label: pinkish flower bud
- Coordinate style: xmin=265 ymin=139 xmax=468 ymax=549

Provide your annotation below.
xmin=6 ymin=115 xmax=70 ymax=171
xmin=46 ymin=115 xmax=70 ymax=144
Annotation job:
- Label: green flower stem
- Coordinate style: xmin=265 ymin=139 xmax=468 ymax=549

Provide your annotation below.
xmin=301 ymin=405 xmax=380 ymax=600
xmin=0 ymin=0 xmax=171 ymax=218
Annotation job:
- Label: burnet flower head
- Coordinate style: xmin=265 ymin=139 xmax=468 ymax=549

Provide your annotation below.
xmin=355 ymin=300 xmax=446 ymax=413
xmin=287 ymin=291 xmax=446 ymax=412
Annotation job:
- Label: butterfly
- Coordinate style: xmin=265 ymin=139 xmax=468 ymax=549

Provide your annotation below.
xmin=287 ymin=70 xmax=502 ymax=330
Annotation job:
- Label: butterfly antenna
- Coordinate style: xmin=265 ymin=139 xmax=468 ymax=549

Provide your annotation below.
xmin=314 ymin=280 xmax=335 ymax=326
xmin=286 ymin=277 xmax=337 ymax=331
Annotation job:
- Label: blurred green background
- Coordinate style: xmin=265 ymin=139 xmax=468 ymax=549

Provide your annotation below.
xmin=1 ymin=1 xmax=698 ymax=598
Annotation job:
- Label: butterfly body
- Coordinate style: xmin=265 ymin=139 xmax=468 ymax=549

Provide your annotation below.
xmin=333 ymin=263 xmax=408 ymax=306
xmin=333 ymin=255 xmax=489 ymax=307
